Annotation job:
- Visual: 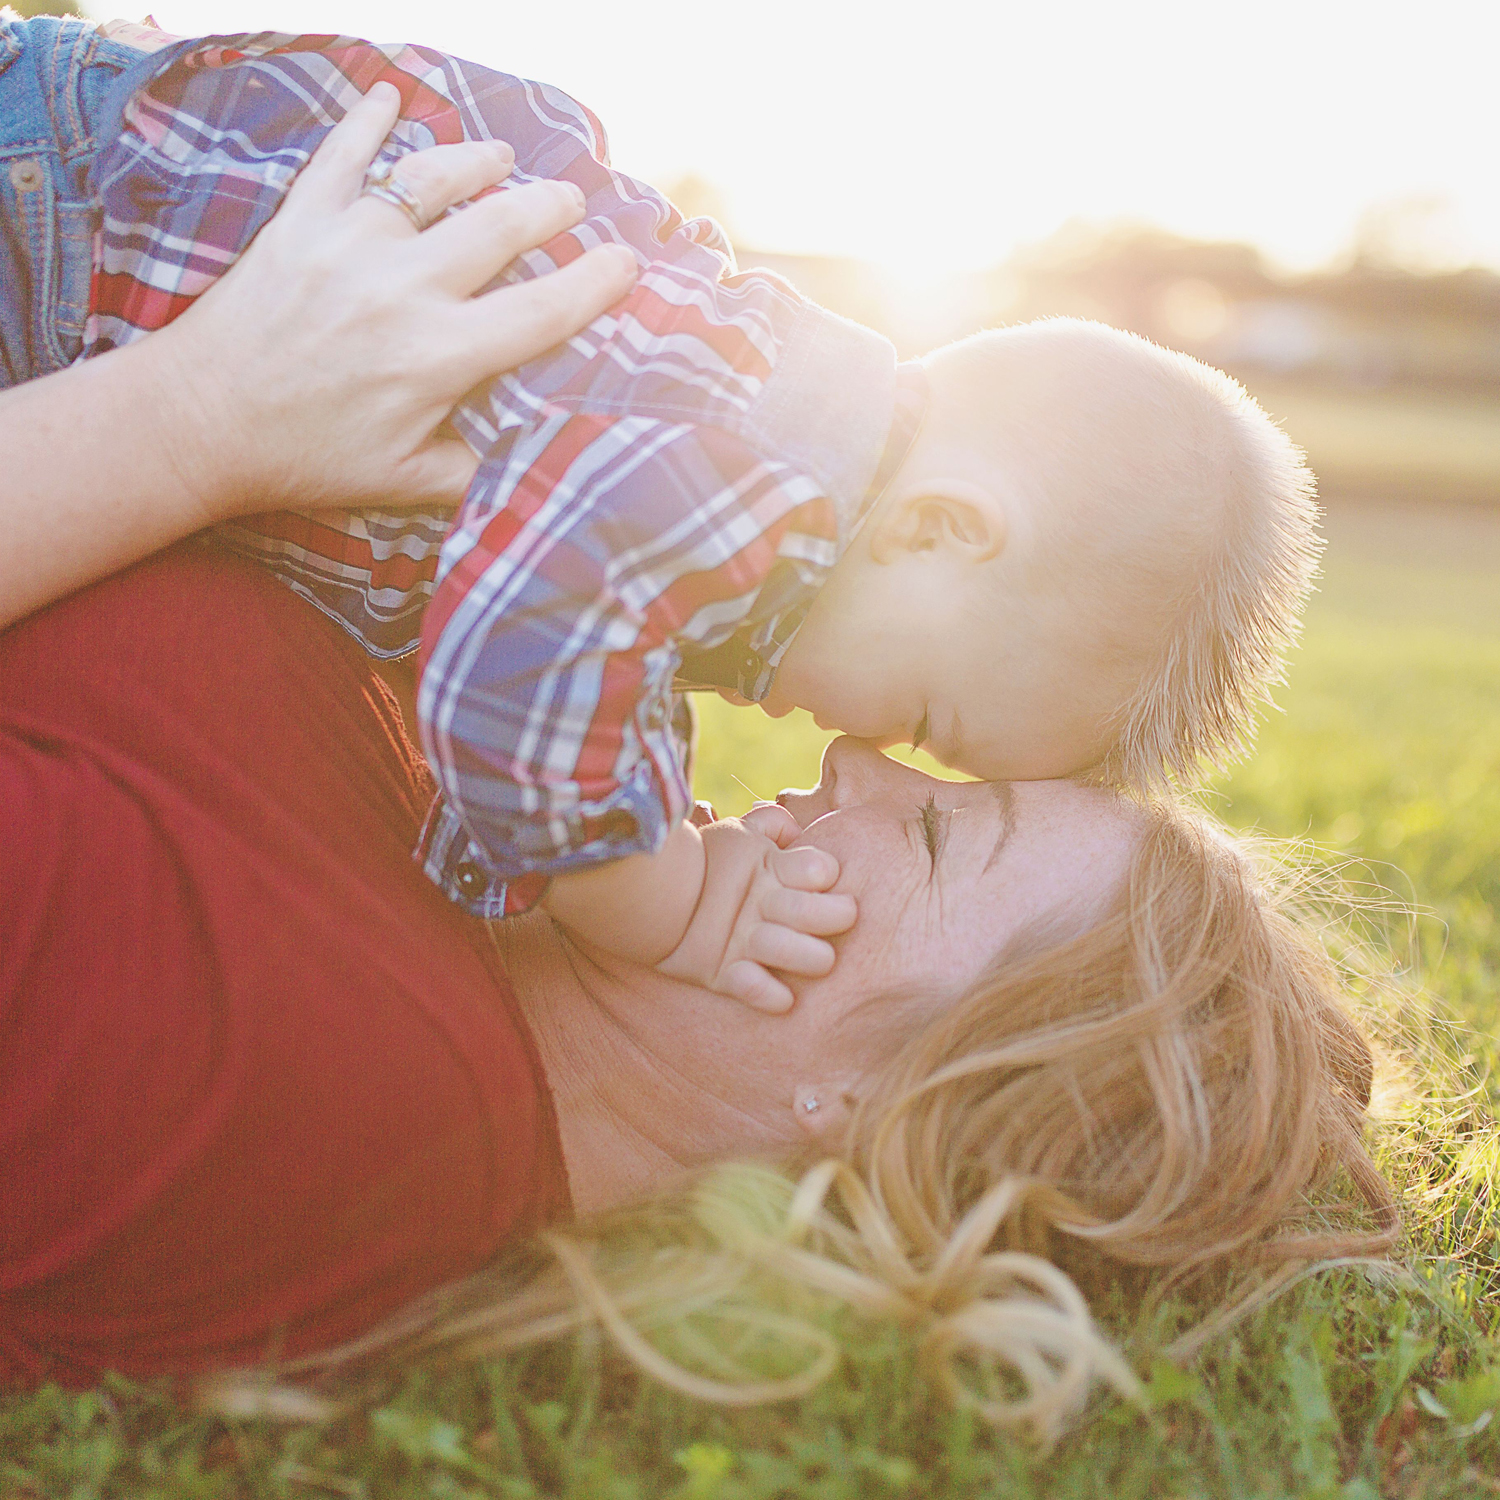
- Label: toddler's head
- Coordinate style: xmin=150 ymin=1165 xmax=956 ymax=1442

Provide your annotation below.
xmin=768 ymin=318 xmax=1319 ymax=791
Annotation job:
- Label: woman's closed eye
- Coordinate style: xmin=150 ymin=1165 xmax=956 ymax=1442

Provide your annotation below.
xmin=918 ymin=792 xmax=942 ymax=869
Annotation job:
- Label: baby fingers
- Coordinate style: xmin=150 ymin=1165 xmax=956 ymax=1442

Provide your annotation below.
xmin=761 ymin=886 xmax=856 ymax=937
xmin=746 ymin=924 xmax=838 ymax=978
xmin=718 ymin=960 xmax=796 ymax=1015
xmin=741 ymin=801 xmax=804 ymax=848
xmin=769 ymin=843 xmax=841 ymax=891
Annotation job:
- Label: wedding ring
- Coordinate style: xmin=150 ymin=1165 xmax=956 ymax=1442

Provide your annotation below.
xmin=360 ymin=158 xmax=428 ymax=232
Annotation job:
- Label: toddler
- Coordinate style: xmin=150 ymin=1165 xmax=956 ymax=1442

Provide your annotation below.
xmin=53 ymin=22 xmax=1316 ymax=1007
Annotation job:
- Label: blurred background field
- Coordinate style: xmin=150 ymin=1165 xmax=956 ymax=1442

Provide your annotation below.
xmin=725 ymin=223 xmax=1500 ymax=511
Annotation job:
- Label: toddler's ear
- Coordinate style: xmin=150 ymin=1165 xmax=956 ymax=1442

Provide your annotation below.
xmin=868 ymin=481 xmax=1007 ymax=566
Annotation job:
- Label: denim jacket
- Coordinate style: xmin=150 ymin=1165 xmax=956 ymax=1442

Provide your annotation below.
xmin=0 ymin=14 xmax=146 ymax=389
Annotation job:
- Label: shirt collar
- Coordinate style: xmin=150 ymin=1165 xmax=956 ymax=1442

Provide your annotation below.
xmin=855 ymin=360 xmax=930 ymax=530
xmin=675 ymin=361 xmax=931 ymax=702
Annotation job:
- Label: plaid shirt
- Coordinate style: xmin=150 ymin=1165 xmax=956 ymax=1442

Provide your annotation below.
xmin=86 ymin=32 xmax=926 ymax=916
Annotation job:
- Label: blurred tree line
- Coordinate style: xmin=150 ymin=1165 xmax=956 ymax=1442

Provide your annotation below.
xmin=10 ymin=0 xmax=84 ymax=15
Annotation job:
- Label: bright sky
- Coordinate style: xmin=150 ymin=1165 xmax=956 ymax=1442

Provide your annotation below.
xmin=114 ymin=0 xmax=1500 ymax=281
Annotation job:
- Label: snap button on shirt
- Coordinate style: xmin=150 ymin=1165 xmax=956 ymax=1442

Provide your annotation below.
xmin=9 ymin=158 xmax=43 ymax=191
xmin=454 ymin=861 xmax=488 ymax=897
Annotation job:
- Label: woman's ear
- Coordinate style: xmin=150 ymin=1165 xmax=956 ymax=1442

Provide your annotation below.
xmin=867 ymin=480 xmax=1008 ymax=566
xmin=792 ymin=1081 xmax=860 ymax=1144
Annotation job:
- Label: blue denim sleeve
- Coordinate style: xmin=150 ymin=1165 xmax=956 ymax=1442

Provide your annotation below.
xmin=0 ymin=15 xmax=148 ymax=389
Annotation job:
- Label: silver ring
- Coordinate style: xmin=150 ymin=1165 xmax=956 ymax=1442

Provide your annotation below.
xmin=360 ymin=158 xmax=428 ymax=233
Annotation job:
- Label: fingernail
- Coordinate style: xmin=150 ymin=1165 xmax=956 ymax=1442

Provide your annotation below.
xmin=563 ymin=180 xmax=586 ymax=209
xmin=490 ymin=139 xmax=515 ymax=163
xmin=603 ymin=243 xmax=637 ymax=274
xmin=368 ymin=80 xmax=399 ymax=102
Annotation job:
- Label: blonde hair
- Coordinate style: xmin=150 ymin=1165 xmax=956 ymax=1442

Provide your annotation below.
xmin=208 ymin=803 xmax=1397 ymax=1441
xmin=937 ymin=321 xmax=1321 ymax=792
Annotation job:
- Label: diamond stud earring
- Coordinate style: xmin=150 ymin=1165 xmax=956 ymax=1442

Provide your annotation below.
xmin=794 ymin=1084 xmax=822 ymax=1117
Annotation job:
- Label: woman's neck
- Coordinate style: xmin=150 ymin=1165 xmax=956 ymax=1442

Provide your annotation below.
xmin=491 ymin=913 xmax=796 ymax=1215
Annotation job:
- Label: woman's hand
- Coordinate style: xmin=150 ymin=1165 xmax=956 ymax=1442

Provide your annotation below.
xmin=150 ymin=81 xmax=637 ymax=516
xmin=0 ymin=82 xmax=635 ymax=631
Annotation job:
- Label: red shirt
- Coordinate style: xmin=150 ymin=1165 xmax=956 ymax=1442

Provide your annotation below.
xmin=0 ymin=546 xmax=569 ymax=1385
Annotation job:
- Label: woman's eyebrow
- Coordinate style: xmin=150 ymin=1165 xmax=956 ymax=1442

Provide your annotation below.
xmin=983 ymin=781 xmax=1016 ymax=872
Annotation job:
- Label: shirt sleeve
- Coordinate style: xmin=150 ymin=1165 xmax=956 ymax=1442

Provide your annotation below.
xmin=413 ymin=412 xmax=837 ymax=918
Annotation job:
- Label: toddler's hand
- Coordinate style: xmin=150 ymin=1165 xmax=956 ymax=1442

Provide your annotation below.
xmin=658 ymin=804 xmax=856 ymax=1013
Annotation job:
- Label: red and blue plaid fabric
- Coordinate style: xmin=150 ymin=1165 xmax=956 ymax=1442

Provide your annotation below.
xmin=86 ymin=33 xmax=924 ymax=916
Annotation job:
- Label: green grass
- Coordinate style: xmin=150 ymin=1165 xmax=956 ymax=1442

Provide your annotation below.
xmin=1218 ymin=503 xmax=1500 ymax=1053
xmin=6 ymin=502 xmax=1500 ymax=1498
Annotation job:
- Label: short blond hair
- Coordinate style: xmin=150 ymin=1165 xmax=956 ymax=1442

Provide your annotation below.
xmin=1098 ymin=345 xmax=1320 ymax=790
xmin=937 ymin=320 xmax=1321 ymax=791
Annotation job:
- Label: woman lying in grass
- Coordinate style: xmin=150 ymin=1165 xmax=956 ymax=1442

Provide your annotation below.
xmin=0 ymin=540 xmax=1397 ymax=1438
xmin=0 ymin=19 xmax=1397 ymax=1431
